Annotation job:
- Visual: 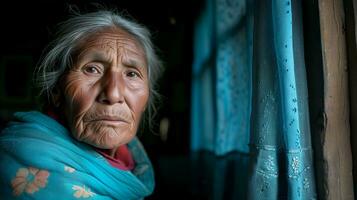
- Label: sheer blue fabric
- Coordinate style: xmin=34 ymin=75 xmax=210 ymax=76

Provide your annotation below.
xmin=0 ymin=111 xmax=154 ymax=200
xmin=191 ymin=0 xmax=253 ymax=155
xmin=191 ymin=0 xmax=317 ymax=199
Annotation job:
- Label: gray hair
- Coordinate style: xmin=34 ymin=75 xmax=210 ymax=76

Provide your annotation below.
xmin=35 ymin=10 xmax=162 ymax=130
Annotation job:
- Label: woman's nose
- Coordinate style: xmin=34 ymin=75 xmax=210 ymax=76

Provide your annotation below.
xmin=98 ymin=72 xmax=124 ymax=105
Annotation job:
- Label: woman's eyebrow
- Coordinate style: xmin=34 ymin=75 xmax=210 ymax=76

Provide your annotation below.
xmin=123 ymin=59 xmax=146 ymax=69
xmin=79 ymin=50 xmax=110 ymax=62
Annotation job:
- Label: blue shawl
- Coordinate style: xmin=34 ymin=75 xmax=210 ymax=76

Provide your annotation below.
xmin=0 ymin=111 xmax=154 ymax=199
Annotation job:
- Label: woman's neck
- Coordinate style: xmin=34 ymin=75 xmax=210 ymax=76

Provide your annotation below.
xmin=108 ymin=147 xmax=118 ymax=158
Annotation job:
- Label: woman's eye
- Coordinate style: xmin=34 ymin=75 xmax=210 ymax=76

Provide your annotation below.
xmin=83 ymin=65 xmax=101 ymax=74
xmin=127 ymin=71 xmax=140 ymax=78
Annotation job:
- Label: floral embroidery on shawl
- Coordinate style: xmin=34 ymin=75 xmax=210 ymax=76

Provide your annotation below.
xmin=11 ymin=167 xmax=50 ymax=196
xmin=72 ymin=185 xmax=95 ymax=198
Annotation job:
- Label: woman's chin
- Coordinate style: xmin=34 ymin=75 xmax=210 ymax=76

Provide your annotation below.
xmin=92 ymin=132 xmax=133 ymax=149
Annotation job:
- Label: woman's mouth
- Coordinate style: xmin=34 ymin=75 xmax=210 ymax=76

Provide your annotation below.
xmin=89 ymin=116 xmax=130 ymax=125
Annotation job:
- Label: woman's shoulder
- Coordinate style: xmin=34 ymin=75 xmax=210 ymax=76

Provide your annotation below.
xmin=1 ymin=110 xmax=68 ymax=138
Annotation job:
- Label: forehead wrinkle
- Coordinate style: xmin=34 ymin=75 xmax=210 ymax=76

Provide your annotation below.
xmin=76 ymin=38 xmax=113 ymax=64
xmin=77 ymin=33 xmax=147 ymax=68
xmin=100 ymin=34 xmax=142 ymax=51
xmin=101 ymin=40 xmax=116 ymax=53
xmin=100 ymin=33 xmax=145 ymax=56
xmin=85 ymin=41 xmax=116 ymax=64
xmin=77 ymin=44 xmax=145 ymax=69
xmin=117 ymin=46 xmax=146 ymax=69
xmin=76 ymin=47 xmax=112 ymax=64
xmin=96 ymin=37 xmax=144 ymax=59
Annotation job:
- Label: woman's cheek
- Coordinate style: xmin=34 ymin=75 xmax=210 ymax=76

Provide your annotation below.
xmin=135 ymin=90 xmax=149 ymax=113
xmin=63 ymin=74 xmax=99 ymax=139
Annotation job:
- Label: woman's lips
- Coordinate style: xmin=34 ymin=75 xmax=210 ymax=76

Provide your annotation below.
xmin=89 ymin=116 xmax=130 ymax=124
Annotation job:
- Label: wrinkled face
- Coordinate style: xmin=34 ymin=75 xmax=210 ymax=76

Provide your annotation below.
xmin=60 ymin=28 xmax=149 ymax=150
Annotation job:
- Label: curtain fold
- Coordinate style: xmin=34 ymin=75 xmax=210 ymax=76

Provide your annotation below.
xmin=248 ymin=0 xmax=316 ymax=199
xmin=191 ymin=0 xmax=317 ymax=199
xmin=191 ymin=0 xmax=216 ymax=152
xmin=191 ymin=0 xmax=253 ymax=155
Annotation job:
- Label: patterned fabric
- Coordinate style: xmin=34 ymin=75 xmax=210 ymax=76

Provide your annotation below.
xmin=191 ymin=0 xmax=317 ymax=199
xmin=191 ymin=0 xmax=253 ymax=155
xmin=0 ymin=111 xmax=154 ymax=199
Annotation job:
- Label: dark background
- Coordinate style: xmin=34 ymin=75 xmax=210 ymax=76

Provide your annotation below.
xmin=0 ymin=0 xmax=203 ymax=199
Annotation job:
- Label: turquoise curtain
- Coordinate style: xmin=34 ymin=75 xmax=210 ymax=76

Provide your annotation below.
xmin=191 ymin=0 xmax=253 ymax=155
xmin=191 ymin=0 xmax=317 ymax=199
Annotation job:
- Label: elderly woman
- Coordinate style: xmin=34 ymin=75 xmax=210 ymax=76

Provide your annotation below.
xmin=0 ymin=10 xmax=161 ymax=199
